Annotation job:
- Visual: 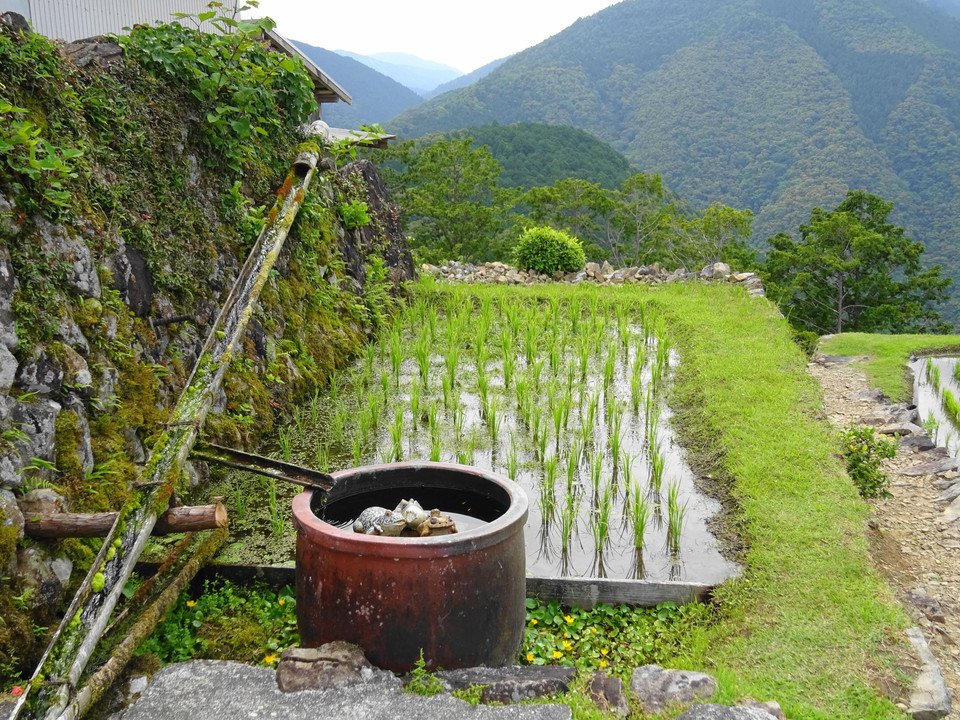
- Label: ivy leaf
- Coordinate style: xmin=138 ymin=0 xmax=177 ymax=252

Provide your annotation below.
xmin=230 ymin=118 xmax=252 ymax=137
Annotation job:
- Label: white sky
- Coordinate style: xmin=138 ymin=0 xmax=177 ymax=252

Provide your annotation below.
xmin=250 ymin=0 xmax=623 ymax=73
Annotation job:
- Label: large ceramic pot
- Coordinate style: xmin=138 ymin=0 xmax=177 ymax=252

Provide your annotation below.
xmin=292 ymin=462 xmax=528 ymax=672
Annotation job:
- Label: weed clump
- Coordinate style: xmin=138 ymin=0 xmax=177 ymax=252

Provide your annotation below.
xmin=839 ymin=424 xmax=897 ymax=498
xmin=512 ymin=227 xmax=586 ymax=276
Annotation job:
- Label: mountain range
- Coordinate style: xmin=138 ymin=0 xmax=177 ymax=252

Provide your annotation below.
xmin=388 ymin=0 xmax=960 ymax=319
xmin=334 ymin=50 xmax=462 ymax=96
xmin=292 ymin=42 xmax=423 ymax=128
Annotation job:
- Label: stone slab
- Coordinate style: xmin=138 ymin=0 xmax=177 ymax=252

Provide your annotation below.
xmin=110 ymin=661 xmax=572 ymax=720
xmin=905 ymin=627 xmax=952 ymax=720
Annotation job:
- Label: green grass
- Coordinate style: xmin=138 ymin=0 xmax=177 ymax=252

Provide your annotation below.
xmin=659 ymin=284 xmax=908 ymax=720
xmin=819 ymin=333 xmax=960 ymax=401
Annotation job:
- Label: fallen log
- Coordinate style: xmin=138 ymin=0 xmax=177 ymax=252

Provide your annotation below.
xmin=23 ymin=503 xmax=228 ymax=538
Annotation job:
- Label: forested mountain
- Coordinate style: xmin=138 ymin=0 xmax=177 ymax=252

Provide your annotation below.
xmin=425 ymin=57 xmax=510 ymax=99
xmin=335 ymin=50 xmax=461 ymax=95
xmin=292 ymin=42 xmax=424 ymax=127
xmin=442 ymin=123 xmax=635 ymax=189
xmin=389 ymin=0 xmax=960 ymax=320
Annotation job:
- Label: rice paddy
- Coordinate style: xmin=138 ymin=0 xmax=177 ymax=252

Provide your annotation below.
xmin=237 ymin=284 xmax=732 ymax=583
xmin=913 ymin=355 xmax=960 ymax=458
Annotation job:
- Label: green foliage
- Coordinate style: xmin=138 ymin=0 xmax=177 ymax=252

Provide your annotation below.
xmin=379 ymin=137 xmax=508 ymax=262
xmin=450 ymin=684 xmax=487 ymax=706
xmin=338 ymin=199 xmax=370 ymax=229
xmin=116 ymin=1 xmax=315 ymax=173
xmin=838 ymin=424 xmax=897 ymax=499
xmin=764 ymin=191 xmax=952 ymax=335
xmin=512 ymin=226 xmax=585 ymax=275
xmin=521 ymin=598 xmax=699 ymax=671
xmin=404 ymin=649 xmax=445 ymax=696
xmin=139 ymin=580 xmax=297 ymax=665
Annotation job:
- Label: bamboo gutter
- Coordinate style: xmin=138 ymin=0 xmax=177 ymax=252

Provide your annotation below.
xmin=11 ymin=146 xmax=320 ymax=720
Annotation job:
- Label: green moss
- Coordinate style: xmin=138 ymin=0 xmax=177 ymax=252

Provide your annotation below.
xmin=91 ymin=572 xmax=105 ymax=593
xmin=0 ymin=522 xmax=17 ymax=578
xmin=54 ymin=410 xmax=84 ymax=487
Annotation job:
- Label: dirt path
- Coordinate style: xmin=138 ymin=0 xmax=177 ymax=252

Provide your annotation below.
xmin=809 ymin=357 xmax=959 ymax=717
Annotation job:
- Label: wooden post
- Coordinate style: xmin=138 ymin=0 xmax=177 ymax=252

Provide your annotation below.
xmin=13 ymin=145 xmax=320 ymax=720
xmin=23 ymin=503 xmax=227 ymax=538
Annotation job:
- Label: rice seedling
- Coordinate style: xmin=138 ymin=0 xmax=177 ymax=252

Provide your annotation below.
xmin=569 ymin=297 xmax=582 ymax=334
xmin=578 ymin=335 xmax=590 ymax=381
xmin=630 ymin=352 xmax=644 ymax=412
xmin=537 ymin=410 xmax=549 ymax=460
xmin=309 ymin=388 xmax=321 ymax=426
xmin=453 ymin=400 xmax=465 ymax=439
xmin=477 ymin=371 xmax=490 ymax=416
xmin=942 ymin=387 xmax=960 ymax=429
xmin=630 ymin=481 xmax=650 ymax=551
xmin=426 ymin=304 xmax=438 ymax=343
xmin=506 ymin=432 xmax=519 ymax=480
xmin=363 ymin=341 xmax=377 ymax=377
xmin=415 ymin=328 xmax=430 ymax=385
xmin=531 ymin=357 xmax=545 ymax=389
xmin=428 ymin=401 xmax=441 ymax=446
xmin=328 ymin=374 xmax=339 ymax=406
xmin=616 ymin=305 xmax=629 ymax=348
xmin=390 ymin=330 xmax=403 ymax=384
xmin=644 ymin=387 xmax=661 ymax=443
xmin=267 ymin=477 xmax=284 ymax=537
xmin=590 ymin=452 xmax=603 ymax=499
xmin=367 ymin=391 xmax=382 ymax=430
xmin=561 ymin=488 xmax=578 ymax=552
xmin=441 ymin=373 xmax=453 ymax=410
xmin=649 ymin=441 xmax=666 ymax=497
xmin=565 ymin=448 xmax=579 ymax=489
xmin=603 ymin=341 xmax=617 ymax=386
xmin=277 ymin=426 xmax=292 ymax=462
xmin=552 ymin=400 xmax=564 ymax=451
xmin=523 ymin=322 xmax=538 ymax=364
xmin=351 ymin=428 xmax=363 ymax=466
xmin=503 ymin=350 xmax=515 ymax=390
xmin=515 ymin=375 xmax=529 ymax=420
xmin=390 ymin=407 xmax=404 ymax=462
xmin=954 ymin=360 xmax=960 ymax=384
xmin=445 ymin=345 xmax=459 ymax=387
xmin=609 ymin=409 xmax=624 ymax=468
xmin=381 ymin=369 xmax=390 ymax=401
xmin=666 ymin=479 xmax=688 ymax=554
xmin=488 ymin=395 xmax=503 ymax=446
xmin=430 ymin=431 xmax=443 ymax=462
xmin=926 ymin=361 xmax=941 ymax=391
xmin=549 ymin=340 xmax=561 ymax=377
xmin=410 ymin=380 xmax=422 ymax=429
xmin=331 ymin=404 xmax=347 ymax=443
xmin=456 ymin=427 xmax=479 ymax=465
xmin=314 ymin=442 xmax=329 ymax=473
xmin=530 ymin=403 xmax=542 ymax=450
xmin=591 ymin=482 xmax=613 ymax=548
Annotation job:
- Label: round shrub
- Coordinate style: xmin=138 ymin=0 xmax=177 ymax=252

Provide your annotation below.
xmin=512 ymin=227 xmax=586 ymax=275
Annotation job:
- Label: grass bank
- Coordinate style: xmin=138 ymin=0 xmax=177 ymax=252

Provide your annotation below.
xmin=819 ymin=333 xmax=960 ymax=401
xmin=654 ymin=283 xmax=908 ymax=719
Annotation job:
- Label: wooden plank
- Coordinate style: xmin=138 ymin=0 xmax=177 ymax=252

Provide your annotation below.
xmin=24 ymin=504 xmax=227 ymax=538
xmin=130 ymin=563 xmax=714 ymax=609
xmin=525 ymin=576 xmax=712 ymax=609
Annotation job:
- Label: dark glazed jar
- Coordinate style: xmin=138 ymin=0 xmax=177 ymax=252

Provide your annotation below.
xmin=292 ymin=462 xmax=528 ymax=673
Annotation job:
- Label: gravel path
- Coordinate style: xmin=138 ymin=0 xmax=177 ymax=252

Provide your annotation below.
xmin=809 ymin=356 xmax=959 ymax=718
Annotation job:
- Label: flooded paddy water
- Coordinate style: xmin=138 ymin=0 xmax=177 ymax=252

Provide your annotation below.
xmin=197 ymin=287 xmax=740 ymax=585
xmin=912 ymin=355 xmax=960 ymax=458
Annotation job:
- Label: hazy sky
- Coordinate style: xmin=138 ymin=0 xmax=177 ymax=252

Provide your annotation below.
xmin=251 ymin=0 xmax=623 ymax=73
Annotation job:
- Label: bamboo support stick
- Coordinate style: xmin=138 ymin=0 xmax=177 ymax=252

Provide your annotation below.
xmin=23 ymin=504 xmax=227 ymax=539
xmin=70 ymin=528 xmax=229 ymax=719
xmin=13 ymin=146 xmax=320 ymax=720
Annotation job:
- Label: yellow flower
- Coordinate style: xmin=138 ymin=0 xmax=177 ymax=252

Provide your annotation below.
xmin=564 ymin=632 xmax=570 ymax=638
xmin=552 ymin=650 xmax=562 ymax=659
xmin=564 ymin=615 xmax=574 ymax=624
xmin=159 ymin=616 xmax=166 ymax=622
xmin=526 ymin=653 xmax=534 ymax=662
xmin=600 ymin=660 xmax=608 ymax=668
xmin=278 ymin=599 xmax=285 ymax=605
xmin=186 ymin=600 xmax=197 ymax=608
xmin=562 ymin=641 xmax=572 ymax=651
xmin=264 ymin=654 xmax=277 ymax=664
xmin=530 ymin=618 xmax=537 ymax=625
xmin=601 ymin=648 xmax=609 ymax=656
xmin=591 ymin=628 xmax=597 ymax=633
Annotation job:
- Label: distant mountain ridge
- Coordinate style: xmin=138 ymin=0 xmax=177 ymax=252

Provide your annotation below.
xmin=292 ymin=41 xmax=423 ymax=127
xmin=425 ymin=57 xmax=510 ymax=99
xmin=335 ymin=50 xmax=462 ymax=95
xmin=389 ymin=0 xmax=960 ymax=320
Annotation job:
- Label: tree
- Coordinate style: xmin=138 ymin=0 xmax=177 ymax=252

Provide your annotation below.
xmin=763 ymin=191 xmax=951 ymax=334
xmin=388 ymin=138 xmax=509 ymax=263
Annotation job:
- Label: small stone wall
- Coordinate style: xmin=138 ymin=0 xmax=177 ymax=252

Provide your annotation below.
xmin=420 ymin=260 xmax=766 ymax=296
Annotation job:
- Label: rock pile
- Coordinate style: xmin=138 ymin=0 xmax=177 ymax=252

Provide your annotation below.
xmin=420 ymin=260 xmax=766 ymax=296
